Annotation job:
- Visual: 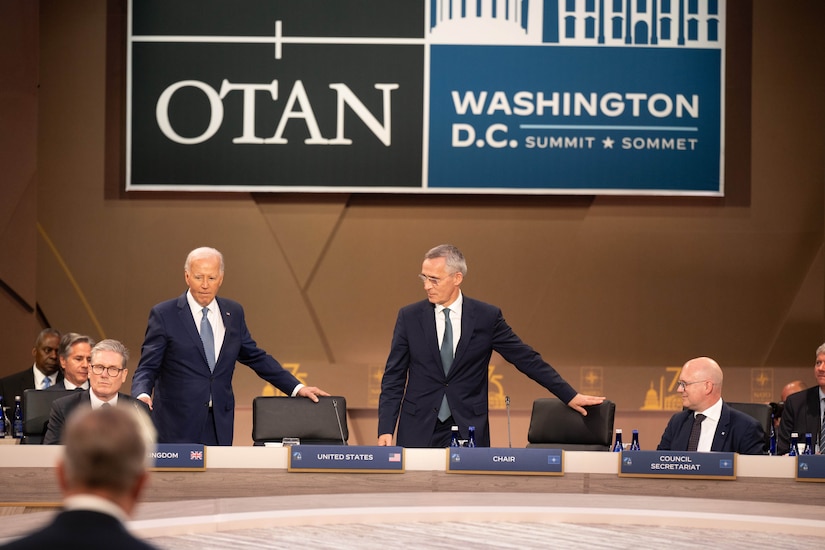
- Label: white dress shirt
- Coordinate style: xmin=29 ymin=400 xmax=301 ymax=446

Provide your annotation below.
xmin=696 ymin=398 xmax=723 ymax=452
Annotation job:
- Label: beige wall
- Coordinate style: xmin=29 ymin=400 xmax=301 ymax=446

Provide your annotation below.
xmin=1 ymin=1 xmax=823 ymax=447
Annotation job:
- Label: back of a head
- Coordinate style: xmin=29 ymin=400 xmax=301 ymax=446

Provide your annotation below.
xmin=62 ymin=406 xmax=156 ymax=495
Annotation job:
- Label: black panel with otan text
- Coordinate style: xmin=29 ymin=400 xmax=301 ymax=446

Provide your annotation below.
xmin=129 ymin=0 xmax=424 ymax=190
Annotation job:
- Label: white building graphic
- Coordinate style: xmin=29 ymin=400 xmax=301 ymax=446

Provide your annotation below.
xmin=429 ymin=0 xmax=724 ymax=48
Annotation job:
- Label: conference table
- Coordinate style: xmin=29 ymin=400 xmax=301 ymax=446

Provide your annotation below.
xmin=1 ymin=444 xmax=822 ymax=507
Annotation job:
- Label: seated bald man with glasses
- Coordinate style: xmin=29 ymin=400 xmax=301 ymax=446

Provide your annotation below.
xmin=44 ymin=339 xmax=149 ymax=445
xmin=657 ymin=356 xmax=766 ymax=454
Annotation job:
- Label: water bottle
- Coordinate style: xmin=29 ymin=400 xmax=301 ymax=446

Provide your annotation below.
xmin=467 ymin=426 xmax=476 ymax=448
xmin=630 ymin=429 xmax=640 ymax=451
xmin=12 ymin=395 xmax=23 ymax=439
xmin=788 ymin=432 xmax=799 ymax=457
xmin=612 ymin=428 xmax=623 ymax=452
xmin=802 ymin=433 xmax=814 ymax=455
xmin=0 ymin=396 xmax=6 ymax=438
xmin=768 ymin=414 xmax=777 ymax=455
xmin=449 ymin=425 xmax=461 ymax=447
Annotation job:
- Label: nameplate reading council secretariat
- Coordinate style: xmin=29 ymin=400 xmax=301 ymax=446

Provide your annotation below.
xmin=150 ymin=444 xmax=206 ymax=471
xmin=287 ymin=445 xmax=405 ymax=473
xmin=619 ymin=450 xmax=736 ymax=480
xmin=446 ymin=448 xmax=563 ymax=475
xmin=796 ymin=454 xmax=825 ymax=482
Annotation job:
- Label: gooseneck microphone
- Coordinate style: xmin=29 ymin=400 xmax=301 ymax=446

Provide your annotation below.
xmin=332 ymin=399 xmax=347 ymax=446
xmin=505 ymin=395 xmax=512 ymax=448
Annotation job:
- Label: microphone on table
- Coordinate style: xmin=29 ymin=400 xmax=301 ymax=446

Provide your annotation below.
xmin=505 ymin=395 xmax=512 ymax=448
xmin=332 ymin=399 xmax=348 ymax=446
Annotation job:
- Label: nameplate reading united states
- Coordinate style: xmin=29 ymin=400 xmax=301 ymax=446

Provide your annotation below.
xmin=150 ymin=443 xmax=206 ymax=471
xmin=287 ymin=445 xmax=404 ymax=473
xmin=446 ymin=447 xmax=563 ymax=475
xmin=619 ymin=450 xmax=736 ymax=480
xmin=796 ymin=455 xmax=825 ymax=482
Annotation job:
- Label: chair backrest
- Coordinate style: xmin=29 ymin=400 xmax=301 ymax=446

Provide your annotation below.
xmin=726 ymin=401 xmax=772 ymax=449
xmin=23 ymin=388 xmax=75 ymax=444
xmin=526 ymin=398 xmax=616 ymax=451
xmin=252 ymin=395 xmax=349 ymax=445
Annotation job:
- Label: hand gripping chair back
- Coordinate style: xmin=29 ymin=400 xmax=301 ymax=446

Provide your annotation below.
xmin=526 ymin=398 xmax=616 ymax=451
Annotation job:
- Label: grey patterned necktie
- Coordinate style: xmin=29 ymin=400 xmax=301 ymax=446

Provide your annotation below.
xmin=437 ymin=308 xmax=453 ymax=422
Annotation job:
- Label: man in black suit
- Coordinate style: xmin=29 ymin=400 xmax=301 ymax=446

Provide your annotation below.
xmin=777 ymin=343 xmax=825 ymax=455
xmin=49 ymin=333 xmax=95 ymax=391
xmin=44 ymin=339 xmax=148 ymax=445
xmin=0 ymin=329 xmax=63 ymax=402
xmin=377 ymin=244 xmax=605 ymax=448
xmin=0 ymin=399 xmax=158 ymax=549
xmin=657 ymin=357 xmax=766 ymax=454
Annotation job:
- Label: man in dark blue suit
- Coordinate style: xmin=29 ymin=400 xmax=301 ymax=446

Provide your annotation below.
xmin=377 ymin=244 xmax=605 ymax=448
xmin=657 ymin=356 xmax=766 ymax=454
xmin=777 ymin=342 xmax=825 ymax=455
xmin=131 ymin=247 xmax=329 ymax=446
xmin=0 ymin=329 xmax=62 ymax=401
xmin=44 ymin=339 xmax=148 ymax=445
xmin=1 ymin=401 xmax=157 ymax=549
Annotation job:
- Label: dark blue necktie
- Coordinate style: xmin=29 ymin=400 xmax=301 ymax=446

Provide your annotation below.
xmin=200 ymin=307 xmax=216 ymax=371
xmin=687 ymin=413 xmax=706 ymax=451
xmin=437 ymin=308 xmax=453 ymax=422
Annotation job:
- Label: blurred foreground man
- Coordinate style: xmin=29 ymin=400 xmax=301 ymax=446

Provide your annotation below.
xmin=0 ymin=405 xmax=158 ymax=549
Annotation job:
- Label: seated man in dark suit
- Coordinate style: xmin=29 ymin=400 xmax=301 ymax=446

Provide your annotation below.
xmin=44 ymin=339 xmax=149 ymax=445
xmin=49 ymin=332 xmax=95 ymax=391
xmin=657 ymin=356 xmax=766 ymax=454
xmin=0 ymin=328 xmax=62 ymax=401
xmin=777 ymin=342 xmax=825 ymax=455
xmin=0 ymin=401 xmax=158 ymax=549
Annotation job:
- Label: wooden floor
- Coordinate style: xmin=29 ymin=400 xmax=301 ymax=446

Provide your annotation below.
xmin=1 ymin=492 xmax=824 ymax=548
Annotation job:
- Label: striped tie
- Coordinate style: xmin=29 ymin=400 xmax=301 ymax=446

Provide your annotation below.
xmin=820 ymin=399 xmax=825 ymax=454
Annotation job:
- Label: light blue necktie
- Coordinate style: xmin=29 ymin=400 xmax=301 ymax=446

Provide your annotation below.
xmin=437 ymin=308 xmax=453 ymax=422
xmin=42 ymin=376 xmax=51 ymax=389
xmin=200 ymin=307 xmax=216 ymax=371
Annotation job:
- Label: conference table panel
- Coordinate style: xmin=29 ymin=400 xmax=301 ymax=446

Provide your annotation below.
xmin=1 ymin=447 xmax=822 ymax=507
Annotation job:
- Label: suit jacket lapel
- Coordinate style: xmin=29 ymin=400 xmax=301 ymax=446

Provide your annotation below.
xmin=416 ymin=301 xmax=442 ymax=370
xmin=453 ymin=296 xmax=475 ymax=368
xmin=711 ymin=404 xmax=731 ymax=452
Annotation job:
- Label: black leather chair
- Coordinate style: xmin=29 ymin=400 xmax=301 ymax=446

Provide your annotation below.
xmin=726 ymin=401 xmax=772 ymax=450
xmin=22 ymin=388 xmax=75 ymax=444
xmin=526 ymin=398 xmax=616 ymax=451
xmin=252 ymin=395 xmax=349 ymax=445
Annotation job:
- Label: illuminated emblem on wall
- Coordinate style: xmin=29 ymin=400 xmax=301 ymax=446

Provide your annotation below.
xmin=580 ymin=366 xmax=604 ymax=396
xmin=368 ymin=365 xmax=384 ymax=407
xmin=750 ymin=368 xmax=773 ymax=403
xmin=488 ymin=364 xmax=507 ymax=410
xmin=127 ymin=0 xmax=725 ymax=195
xmin=640 ymin=366 xmax=683 ymax=411
xmin=261 ymin=362 xmax=307 ymax=396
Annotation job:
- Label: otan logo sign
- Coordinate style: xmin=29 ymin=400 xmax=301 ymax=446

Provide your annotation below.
xmin=127 ymin=0 xmax=725 ymax=195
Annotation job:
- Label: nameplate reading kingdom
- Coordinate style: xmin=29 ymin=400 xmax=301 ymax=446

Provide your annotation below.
xmin=619 ymin=450 xmax=736 ymax=480
xmin=796 ymin=454 xmax=825 ymax=482
xmin=287 ymin=445 xmax=404 ymax=473
xmin=446 ymin=448 xmax=563 ymax=476
xmin=150 ymin=443 xmax=206 ymax=471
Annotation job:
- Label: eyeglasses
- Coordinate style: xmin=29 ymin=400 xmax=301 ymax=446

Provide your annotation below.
xmin=676 ymin=380 xmax=707 ymax=390
xmin=91 ymin=364 xmax=125 ymax=377
xmin=418 ymin=273 xmax=456 ymax=287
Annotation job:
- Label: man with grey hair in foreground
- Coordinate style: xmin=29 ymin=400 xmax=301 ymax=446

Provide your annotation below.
xmin=0 ymin=405 xmax=158 ymax=549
